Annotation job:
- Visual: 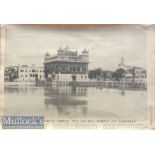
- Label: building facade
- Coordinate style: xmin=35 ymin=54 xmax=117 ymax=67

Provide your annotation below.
xmin=44 ymin=46 xmax=89 ymax=82
xmin=17 ymin=65 xmax=45 ymax=82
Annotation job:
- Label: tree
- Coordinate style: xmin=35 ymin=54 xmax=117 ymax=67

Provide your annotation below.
xmin=8 ymin=68 xmax=18 ymax=82
xmin=112 ymin=68 xmax=124 ymax=80
xmin=88 ymin=68 xmax=102 ymax=80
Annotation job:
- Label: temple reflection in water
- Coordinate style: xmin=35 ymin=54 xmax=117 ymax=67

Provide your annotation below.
xmin=44 ymin=86 xmax=88 ymax=117
xmin=4 ymin=85 xmax=147 ymax=118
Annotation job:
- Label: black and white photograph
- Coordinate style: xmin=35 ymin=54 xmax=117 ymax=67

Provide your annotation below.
xmin=0 ymin=24 xmax=154 ymax=129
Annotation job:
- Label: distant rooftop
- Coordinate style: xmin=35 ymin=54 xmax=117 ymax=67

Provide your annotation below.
xmin=118 ymin=57 xmax=145 ymax=70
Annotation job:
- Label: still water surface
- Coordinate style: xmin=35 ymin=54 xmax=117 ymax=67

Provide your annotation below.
xmin=4 ymin=85 xmax=147 ymax=119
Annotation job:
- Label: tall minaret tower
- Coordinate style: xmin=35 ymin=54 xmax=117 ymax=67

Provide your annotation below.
xmin=121 ymin=56 xmax=124 ymax=66
xmin=118 ymin=56 xmax=125 ymax=69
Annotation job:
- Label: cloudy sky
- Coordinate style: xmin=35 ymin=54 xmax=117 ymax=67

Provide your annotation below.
xmin=5 ymin=25 xmax=147 ymax=70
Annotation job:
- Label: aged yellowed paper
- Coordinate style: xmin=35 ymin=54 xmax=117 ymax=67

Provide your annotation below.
xmin=0 ymin=24 xmax=154 ymax=129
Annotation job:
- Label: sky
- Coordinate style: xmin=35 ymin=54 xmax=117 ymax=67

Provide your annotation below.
xmin=5 ymin=25 xmax=147 ymax=70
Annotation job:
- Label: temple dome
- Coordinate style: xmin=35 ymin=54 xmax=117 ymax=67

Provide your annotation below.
xmin=45 ymin=52 xmax=50 ymax=57
xmin=82 ymin=48 xmax=89 ymax=55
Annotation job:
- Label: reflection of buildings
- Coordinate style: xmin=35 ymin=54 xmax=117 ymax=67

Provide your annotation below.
xmin=44 ymin=46 xmax=89 ymax=82
xmin=4 ymin=86 xmax=37 ymax=94
xmin=118 ymin=57 xmax=147 ymax=81
xmin=44 ymin=87 xmax=88 ymax=117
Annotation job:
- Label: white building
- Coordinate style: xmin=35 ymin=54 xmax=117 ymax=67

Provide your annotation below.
xmin=118 ymin=57 xmax=147 ymax=82
xmin=17 ymin=64 xmax=45 ymax=82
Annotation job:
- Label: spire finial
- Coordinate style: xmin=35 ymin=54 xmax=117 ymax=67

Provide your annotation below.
xmin=121 ymin=56 xmax=124 ymax=66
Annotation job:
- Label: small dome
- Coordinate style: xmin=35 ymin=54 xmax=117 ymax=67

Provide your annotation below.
xmin=82 ymin=48 xmax=89 ymax=54
xmin=45 ymin=52 xmax=50 ymax=57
